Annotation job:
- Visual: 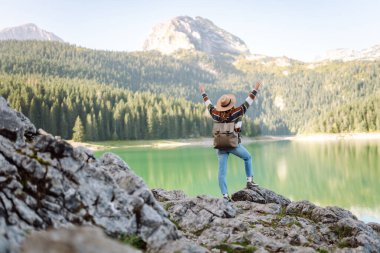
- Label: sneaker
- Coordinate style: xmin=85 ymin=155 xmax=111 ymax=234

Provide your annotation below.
xmin=223 ymin=195 xmax=232 ymax=202
xmin=246 ymin=181 xmax=259 ymax=189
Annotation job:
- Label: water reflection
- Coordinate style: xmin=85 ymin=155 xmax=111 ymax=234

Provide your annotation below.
xmin=276 ymin=158 xmax=287 ymax=182
xmin=95 ymin=139 xmax=380 ymax=222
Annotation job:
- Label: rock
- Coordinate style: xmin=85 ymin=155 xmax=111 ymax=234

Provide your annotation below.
xmin=158 ymin=239 xmax=209 ymax=253
xmin=143 ymin=16 xmax=250 ymax=56
xmin=286 ymin=200 xmax=317 ymax=218
xmin=231 ymin=186 xmax=291 ymax=206
xmin=152 ymin=188 xmax=187 ymax=202
xmin=153 ymin=189 xmax=380 ymax=253
xmin=37 ymin=128 xmax=53 ymax=137
xmin=1 ymin=96 xmax=380 ymax=253
xmin=310 ymin=206 xmax=357 ymax=224
xmin=329 ymin=218 xmax=380 ymax=252
xmin=0 ymin=96 xmax=206 ymax=253
xmin=20 ymin=226 xmax=141 ymax=253
xmin=368 ymin=222 xmax=380 ymax=234
xmin=235 ymin=201 xmax=282 ymax=215
xmin=0 ymin=96 xmax=36 ymax=146
xmin=158 ymin=191 xmax=236 ymax=234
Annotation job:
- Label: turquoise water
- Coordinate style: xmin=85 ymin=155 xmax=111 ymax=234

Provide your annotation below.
xmin=94 ymin=139 xmax=380 ymax=223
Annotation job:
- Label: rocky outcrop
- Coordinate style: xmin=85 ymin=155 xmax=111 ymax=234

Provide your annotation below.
xmin=231 ymin=185 xmax=291 ymax=206
xmin=154 ymin=188 xmax=380 ymax=252
xmin=0 ymin=97 xmax=36 ymax=146
xmin=151 ymin=190 xmax=236 ymax=237
xmin=0 ymin=96 xmax=205 ymax=253
xmin=1 ymin=95 xmax=380 ymax=253
xmin=143 ymin=16 xmax=250 ymax=56
xmin=20 ymin=226 xmax=141 ymax=253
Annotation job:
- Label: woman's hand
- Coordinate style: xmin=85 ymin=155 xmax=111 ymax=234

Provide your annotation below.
xmin=254 ymin=81 xmax=262 ymax=91
xmin=199 ymin=84 xmax=206 ymax=94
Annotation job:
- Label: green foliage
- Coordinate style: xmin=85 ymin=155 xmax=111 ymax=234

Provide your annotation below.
xmin=317 ymin=248 xmax=329 ymax=253
xmin=279 ymin=206 xmax=287 ymax=218
xmin=307 ymin=94 xmax=380 ymax=133
xmin=286 ymin=221 xmax=302 ymax=228
xmin=337 ymin=239 xmax=352 ymax=248
xmin=0 ymin=40 xmax=379 ymax=136
xmin=0 ymin=40 xmax=215 ymax=93
xmin=330 ymin=224 xmax=353 ymax=240
xmin=72 ymin=116 xmax=85 ymax=142
xmin=118 ymin=234 xmax=147 ymax=250
xmin=0 ymin=74 xmax=260 ymax=140
xmin=167 ymin=214 xmax=181 ymax=229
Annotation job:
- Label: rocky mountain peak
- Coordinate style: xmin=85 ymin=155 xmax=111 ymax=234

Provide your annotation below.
xmin=0 ymin=23 xmax=64 ymax=42
xmin=143 ymin=16 xmax=250 ymax=56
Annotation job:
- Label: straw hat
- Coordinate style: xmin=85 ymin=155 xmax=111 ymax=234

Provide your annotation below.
xmin=216 ymin=94 xmax=236 ymax=111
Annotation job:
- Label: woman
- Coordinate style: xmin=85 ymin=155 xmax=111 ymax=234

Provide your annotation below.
xmin=199 ymin=81 xmax=262 ymax=201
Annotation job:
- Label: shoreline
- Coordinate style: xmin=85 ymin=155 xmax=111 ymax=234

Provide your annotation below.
xmin=293 ymin=132 xmax=380 ymax=141
xmin=68 ymin=132 xmax=380 ymax=151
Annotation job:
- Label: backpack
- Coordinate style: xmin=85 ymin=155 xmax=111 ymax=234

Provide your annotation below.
xmin=212 ymin=122 xmax=238 ymax=149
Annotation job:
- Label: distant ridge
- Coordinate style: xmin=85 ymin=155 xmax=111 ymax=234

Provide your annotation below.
xmin=316 ymin=44 xmax=380 ymax=62
xmin=143 ymin=16 xmax=250 ymax=56
xmin=0 ymin=23 xmax=63 ymax=42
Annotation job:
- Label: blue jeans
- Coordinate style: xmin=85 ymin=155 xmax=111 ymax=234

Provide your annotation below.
xmin=217 ymin=144 xmax=253 ymax=195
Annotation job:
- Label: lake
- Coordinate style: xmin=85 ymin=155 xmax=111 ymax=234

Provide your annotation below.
xmin=94 ymin=138 xmax=380 ymax=223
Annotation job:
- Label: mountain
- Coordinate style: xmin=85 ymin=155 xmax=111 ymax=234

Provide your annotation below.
xmin=316 ymin=44 xmax=380 ymax=62
xmin=0 ymin=23 xmax=63 ymax=42
xmin=143 ymin=16 xmax=250 ymax=56
xmin=243 ymin=54 xmax=300 ymax=67
xmin=1 ymin=40 xmax=379 ymax=136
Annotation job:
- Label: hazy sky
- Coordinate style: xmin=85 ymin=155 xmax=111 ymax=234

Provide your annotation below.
xmin=1 ymin=0 xmax=380 ymax=61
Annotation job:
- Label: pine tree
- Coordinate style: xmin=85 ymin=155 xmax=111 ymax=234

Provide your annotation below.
xmin=29 ymin=98 xmax=42 ymax=128
xmin=72 ymin=116 xmax=85 ymax=142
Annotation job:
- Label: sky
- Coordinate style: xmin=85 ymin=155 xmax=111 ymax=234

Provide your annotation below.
xmin=1 ymin=0 xmax=380 ymax=61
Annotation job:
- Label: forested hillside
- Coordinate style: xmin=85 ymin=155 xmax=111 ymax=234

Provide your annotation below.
xmin=0 ymin=40 xmax=215 ymax=93
xmin=0 ymin=74 xmax=260 ymax=140
xmin=0 ymin=40 xmax=379 ymax=139
xmin=306 ymin=94 xmax=380 ymax=133
xmin=233 ymin=57 xmax=380 ymax=133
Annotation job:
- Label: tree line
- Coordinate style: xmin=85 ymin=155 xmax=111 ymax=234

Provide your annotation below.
xmin=307 ymin=94 xmax=380 ymax=133
xmin=0 ymin=40 xmax=379 ymax=136
xmin=0 ymin=74 xmax=261 ymax=141
xmin=232 ymin=57 xmax=380 ymax=134
xmin=0 ymin=40 xmax=215 ymax=92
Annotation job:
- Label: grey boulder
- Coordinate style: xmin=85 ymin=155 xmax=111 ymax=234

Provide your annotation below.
xmin=20 ymin=226 xmax=141 ymax=253
xmin=0 ymin=95 xmax=206 ymax=253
